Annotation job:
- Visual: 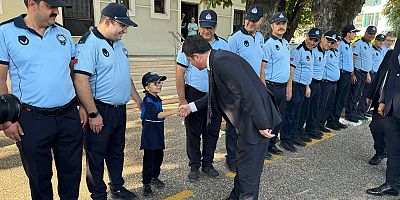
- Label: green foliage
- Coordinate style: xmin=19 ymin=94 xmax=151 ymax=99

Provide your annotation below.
xmin=383 ymin=0 xmax=400 ymax=36
xmin=200 ymin=0 xmax=234 ymax=8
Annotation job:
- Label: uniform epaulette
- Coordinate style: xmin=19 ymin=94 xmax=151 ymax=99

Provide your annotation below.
xmin=78 ymin=31 xmax=91 ymax=44
xmin=296 ymin=44 xmax=303 ymax=50
xmin=218 ymin=36 xmax=228 ymax=43
xmin=230 ymin=29 xmax=240 ymax=36
xmin=0 ymin=17 xmax=16 ymax=26
xmin=55 ymin=22 xmax=64 ymax=27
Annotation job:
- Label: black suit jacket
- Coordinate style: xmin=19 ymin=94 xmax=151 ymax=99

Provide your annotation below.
xmin=194 ymin=49 xmax=282 ymax=144
xmin=379 ymin=40 xmax=400 ymax=118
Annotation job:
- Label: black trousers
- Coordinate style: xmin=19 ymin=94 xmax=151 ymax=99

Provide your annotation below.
xmin=359 ymin=72 xmax=376 ymax=115
xmin=85 ymin=103 xmax=127 ymax=199
xmin=317 ymin=81 xmax=337 ymax=129
xmin=185 ymin=85 xmax=220 ymax=168
xmin=384 ymin=116 xmax=400 ymax=192
xmin=369 ymin=110 xmax=386 ymax=155
xmin=225 ymin=121 xmax=237 ymax=164
xmin=266 ymin=82 xmax=287 ymax=148
xmin=346 ymin=69 xmax=368 ymax=118
xmin=142 ymin=149 xmax=164 ymax=185
xmin=327 ymin=71 xmax=351 ymax=125
xmin=17 ymin=106 xmax=83 ymax=200
xmin=228 ymin=135 xmax=268 ymax=200
xmin=298 ymin=80 xmax=321 ymax=134
xmin=280 ymin=82 xmax=306 ymax=141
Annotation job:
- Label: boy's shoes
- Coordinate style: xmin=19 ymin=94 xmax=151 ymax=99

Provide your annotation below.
xmin=201 ymin=165 xmax=219 ymax=178
xmin=188 ymin=167 xmax=199 ymax=182
xmin=150 ymin=178 xmax=165 ymax=189
xmin=143 ymin=184 xmax=153 ymax=198
xmin=110 ymin=187 xmax=138 ymax=199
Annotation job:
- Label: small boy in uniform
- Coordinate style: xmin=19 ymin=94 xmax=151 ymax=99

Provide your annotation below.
xmin=140 ymin=72 xmax=177 ymax=197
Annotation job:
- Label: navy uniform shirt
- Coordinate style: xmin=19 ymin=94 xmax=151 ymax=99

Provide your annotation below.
xmin=74 ymin=28 xmax=131 ymax=105
xmin=323 ymin=49 xmax=340 ymax=81
xmin=338 ymin=39 xmax=353 ymax=73
xmin=263 ymin=34 xmax=291 ymax=83
xmin=228 ymin=27 xmax=266 ymax=76
xmin=311 ymin=45 xmax=327 ymax=80
xmin=352 ymin=37 xmax=373 ymax=72
xmin=290 ymin=42 xmax=314 ymax=86
xmin=0 ymin=15 xmax=76 ymax=108
xmin=177 ymin=35 xmax=229 ymax=93
xmin=371 ymin=45 xmax=385 ymax=73
xmin=140 ymin=92 xmax=165 ymax=150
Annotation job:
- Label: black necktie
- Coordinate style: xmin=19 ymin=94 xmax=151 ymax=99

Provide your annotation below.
xmin=206 ymin=70 xmax=213 ymax=126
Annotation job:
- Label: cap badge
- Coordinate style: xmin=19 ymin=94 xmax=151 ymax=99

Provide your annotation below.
xmin=279 ymin=13 xmax=284 ymax=18
xmin=315 ymin=30 xmax=320 ymax=35
xmin=206 ymin=13 xmax=212 ymax=20
xmin=251 ymin=7 xmax=258 ymax=14
xmin=333 ymin=34 xmax=336 ymax=38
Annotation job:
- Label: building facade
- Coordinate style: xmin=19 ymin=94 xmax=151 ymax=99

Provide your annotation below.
xmin=353 ymin=0 xmax=391 ymax=34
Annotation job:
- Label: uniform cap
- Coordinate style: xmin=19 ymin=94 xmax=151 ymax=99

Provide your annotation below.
xmin=102 ymin=3 xmax=138 ymax=27
xmin=199 ymin=10 xmax=217 ymax=28
xmin=342 ymin=24 xmax=361 ymax=35
xmin=366 ymin=26 xmax=377 ymax=34
xmin=142 ymin=72 xmax=167 ymax=88
xmin=245 ymin=5 xmax=263 ymax=21
xmin=270 ymin=12 xmax=288 ymax=23
xmin=308 ymin=28 xmax=322 ymax=40
xmin=375 ymin=34 xmax=386 ymax=41
xmin=324 ymin=31 xmax=338 ymax=42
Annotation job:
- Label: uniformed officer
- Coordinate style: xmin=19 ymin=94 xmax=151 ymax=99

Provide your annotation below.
xmin=73 ymin=3 xmax=142 ymax=200
xmin=176 ymin=9 xmax=229 ymax=180
xmin=326 ymin=24 xmax=360 ymax=130
xmin=345 ymin=26 xmax=376 ymax=123
xmin=360 ymin=34 xmax=386 ymax=118
xmin=225 ymin=5 xmax=266 ymax=170
xmin=279 ymin=28 xmax=320 ymax=152
xmin=316 ymin=34 xmax=341 ymax=133
xmin=298 ymin=31 xmax=336 ymax=141
xmin=0 ymin=0 xmax=86 ymax=199
xmin=262 ymin=12 xmax=290 ymax=158
xmin=366 ymin=39 xmax=400 ymax=197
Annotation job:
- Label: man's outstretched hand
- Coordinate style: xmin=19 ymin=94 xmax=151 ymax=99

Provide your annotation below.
xmin=178 ymin=104 xmax=192 ymax=117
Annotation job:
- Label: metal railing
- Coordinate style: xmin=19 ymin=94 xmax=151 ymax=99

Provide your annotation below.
xmin=169 ymin=31 xmax=184 ymax=58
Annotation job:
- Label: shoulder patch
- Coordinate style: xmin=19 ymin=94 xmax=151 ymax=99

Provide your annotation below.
xmin=0 ymin=17 xmax=17 ymax=26
xmin=78 ymin=31 xmax=91 ymax=44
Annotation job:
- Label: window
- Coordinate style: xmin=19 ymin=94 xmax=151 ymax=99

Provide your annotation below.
xmin=365 ymin=0 xmax=381 ymax=6
xmin=362 ymin=13 xmax=380 ymax=27
xmin=116 ymin=0 xmax=129 ymax=8
xmin=154 ymin=0 xmax=165 ymax=13
xmin=354 ymin=13 xmax=363 ymax=28
xmin=233 ymin=10 xmax=245 ymax=33
xmin=62 ymin=0 xmax=94 ymax=36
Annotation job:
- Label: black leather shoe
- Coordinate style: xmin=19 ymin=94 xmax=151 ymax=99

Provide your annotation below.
xmin=337 ymin=122 xmax=348 ymax=129
xmin=326 ymin=123 xmax=341 ymax=130
xmin=319 ymin=126 xmax=331 ymax=133
xmin=298 ymin=134 xmax=312 ymax=142
xmin=366 ymin=183 xmax=399 ymax=196
xmin=292 ymin=137 xmax=307 ymax=147
xmin=226 ymin=161 xmax=237 ymax=173
xmin=268 ymin=145 xmax=283 ymax=155
xmin=265 ymin=152 xmax=272 ymax=160
xmin=201 ymin=165 xmax=219 ymax=178
xmin=280 ymin=140 xmax=297 ymax=152
xmin=188 ymin=168 xmax=199 ymax=182
xmin=308 ymin=132 xmax=322 ymax=140
xmin=143 ymin=184 xmax=153 ymax=198
xmin=368 ymin=154 xmax=385 ymax=165
xmin=345 ymin=116 xmax=359 ymax=123
xmin=111 ymin=187 xmax=138 ymax=199
xmin=150 ymin=178 xmax=165 ymax=188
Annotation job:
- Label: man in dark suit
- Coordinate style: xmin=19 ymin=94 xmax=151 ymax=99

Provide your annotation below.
xmin=179 ymin=35 xmax=282 ymax=199
xmin=366 ymin=39 xmax=400 ymax=197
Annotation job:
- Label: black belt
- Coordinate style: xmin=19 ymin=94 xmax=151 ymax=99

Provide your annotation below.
xmin=22 ymin=97 xmax=77 ymax=116
xmin=340 ymin=69 xmax=351 ymax=75
xmin=321 ymin=79 xmax=336 ymax=83
xmin=312 ymin=79 xmax=322 ymax=84
xmin=94 ymin=100 xmax=125 ymax=109
xmin=355 ymin=68 xmax=368 ymax=74
xmin=265 ymin=81 xmax=287 ymax=87
xmin=292 ymin=81 xmax=306 ymax=88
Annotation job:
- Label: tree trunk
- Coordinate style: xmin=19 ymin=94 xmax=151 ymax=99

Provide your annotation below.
xmin=312 ymin=0 xmax=365 ymax=33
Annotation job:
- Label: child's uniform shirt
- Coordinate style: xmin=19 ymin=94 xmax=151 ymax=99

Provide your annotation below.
xmin=140 ymin=93 xmax=165 ymax=150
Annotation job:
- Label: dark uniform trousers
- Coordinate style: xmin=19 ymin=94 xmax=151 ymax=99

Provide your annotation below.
xmin=225 ymin=121 xmax=237 ymax=164
xmin=359 ymin=72 xmax=376 ymax=115
xmin=369 ymin=110 xmax=386 ymax=156
xmin=184 ymin=85 xmax=220 ymax=169
xmin=316 ymin=81 xmax=337 ymax=129
xmin=228 ymin=134 xmax=268 ymax=200
xmin=142 ymin=149 xmax=164 ymax=184
xmin=280 ymin=82 xmax=306 ymax=141
xmin=18 ymin=100 xmax=83 ymax=200
xmin=346 ymin=69 xmax=368 ymax=118
xmin=384 ymin=116 xmax=400 ymax=192
xmin=266 ymin=81 xmax=287 ymax=148
xmin=327 ymin=70 xmax=351 ymax=125
xmin=85 ymin=102 xmax=127 ymax=199
xmin=298 ymin=79 xmax=321 ymax=134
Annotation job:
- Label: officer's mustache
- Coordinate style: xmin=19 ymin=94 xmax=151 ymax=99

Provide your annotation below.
xmin=49 ymin=13 xmax=57 ymax=18
xmin=279 ymin=28 xmax=285 ymax=32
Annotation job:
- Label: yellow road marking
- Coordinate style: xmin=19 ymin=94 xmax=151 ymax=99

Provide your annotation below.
xmin=226 ymin=172 xmax=236 ymax=177
xmin=306 ymin=133 xmax=336 ymax=146
xmin=164 ymin=190 xmax=193 ymax=200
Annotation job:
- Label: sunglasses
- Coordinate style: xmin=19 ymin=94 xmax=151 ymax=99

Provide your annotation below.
xmin=147 ymin=81 xmax=163 ymax=87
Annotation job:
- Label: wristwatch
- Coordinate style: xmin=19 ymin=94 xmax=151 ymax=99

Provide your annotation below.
xmin=88 ymin=111 xmax=99 ymax=118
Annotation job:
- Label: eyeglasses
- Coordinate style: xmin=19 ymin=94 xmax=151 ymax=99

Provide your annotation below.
xmin=147 ymin=81 xmax=163 ymax=87
xmin=329 ymin=41 xmax=336 ymax=44
xmin=111 ymin=19 xmax=128 ymax=30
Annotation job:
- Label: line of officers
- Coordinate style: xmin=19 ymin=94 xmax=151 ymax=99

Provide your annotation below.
xmin=176 ymin=4 xmax=397 ymax=193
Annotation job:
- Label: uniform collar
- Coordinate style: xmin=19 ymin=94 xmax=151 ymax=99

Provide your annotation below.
xmin=14 ymin=14 xmax=55 ymax=38
xmin=270 ymin=34 xmax=283 ymax=43
xmin=361 ymin=37 xmax=371 ymax=44
xmin=240 ymin=27 xmax=258 ymax=38
xmin=342 ymin=38 xmax=351 ymax=45
xmin=145 ymin=92 xmax=162 ymax=101
xmin=301 ymin=41 xmax=312 ymax=52
xmin=373 ymin=45 xmax=381 ymax=51
xmin=93 ymin=27 xmax=113 ymax=47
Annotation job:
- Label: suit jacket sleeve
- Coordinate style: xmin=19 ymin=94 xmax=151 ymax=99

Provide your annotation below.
xmin=193 ymin=94 xmax=208 ymax=111
xmin=213 ymin=55 xmax=271 ymax=130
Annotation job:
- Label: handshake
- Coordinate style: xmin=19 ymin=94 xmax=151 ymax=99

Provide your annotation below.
xmin=177 ymin=104 xmax=192 ymax=117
